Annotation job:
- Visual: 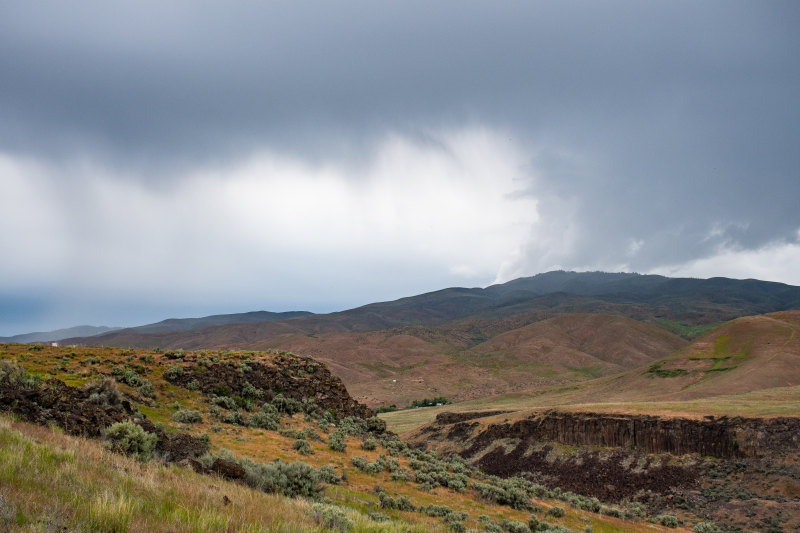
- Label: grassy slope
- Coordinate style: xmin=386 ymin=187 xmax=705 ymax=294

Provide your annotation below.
xmin=0 ymin=343 xmax=675 ymax=533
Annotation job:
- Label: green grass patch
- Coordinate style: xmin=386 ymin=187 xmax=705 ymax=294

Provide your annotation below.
xmin=655 ymin=319 xmax=719 ymax=339
xmin=647 ymin=361 xmax=688 ymax=378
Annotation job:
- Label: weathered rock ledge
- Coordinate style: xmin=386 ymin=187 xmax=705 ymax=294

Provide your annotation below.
xmin=457 ymin=411 xmax=800 ymax=459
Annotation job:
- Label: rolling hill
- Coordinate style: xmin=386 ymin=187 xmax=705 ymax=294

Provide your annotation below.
xmin=56 ymin=272 xmax=800 ymax=407
xmin=0 ymin=325 xmax=122 ymax=344
xmin=382 ymin=310 xmax=800 ymax=432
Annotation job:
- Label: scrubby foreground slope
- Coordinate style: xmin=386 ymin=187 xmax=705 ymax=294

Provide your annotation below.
xmin=0 ymin=343 xmax=679 ymax=533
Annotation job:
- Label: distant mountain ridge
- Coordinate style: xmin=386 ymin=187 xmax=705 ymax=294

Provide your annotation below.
xmin=62 ymin=271 xmax=800 ymax=349
xmin=4 ymin=310 xmax=313 ymax=344
xmin=0 ymin=325 xmax=122 ymax=344
xmin=118 ymin=310 xmax=313 ymax=335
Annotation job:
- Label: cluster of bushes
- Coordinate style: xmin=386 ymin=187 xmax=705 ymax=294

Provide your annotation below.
xmin=479 ymin=515 xmax=533 ymax=533
xmin=293 ymin=439 xmax=312 ymax=455
xmin=308 ymin=503 xmax=352 ymax=532
xmin=376 ymin=490 xmax=471 ymax=532
xmin=657 ymin=514 xmax=680 ymax=528
xmin=171 ymin=409 xmax=203 ymax=424
xmin=473 ymin=481 xmax=532 ymax=511
xmin=110 ymin=364 xmax=157 ymax=399
xmin=408 ymin=396 xmax=450 ymax=408
xmin=163 ymin=365 xmax=183 ymax=381
xmin=0 ymin=361 xmax=43 ymax=388
xmin=377 ymin=491 xmax=416 ymax=512
xmin=350 ymin=454 xmax=399 ymax=475
xmin=328 ymin=430 xmax=347 ymax=452
xmin=208 ymin=392 xmax=288 ymax=430
xmin=410 ymin=457 xmax=469 ymax=492
xmin=87 ymin=379 xmax=125 ymax=407
xmin=202 ymin=449 xmax=338 ymax=499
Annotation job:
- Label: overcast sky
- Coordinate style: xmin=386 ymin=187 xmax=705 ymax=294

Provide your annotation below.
xmin=1 ymin=1 xmax=799 ymax=335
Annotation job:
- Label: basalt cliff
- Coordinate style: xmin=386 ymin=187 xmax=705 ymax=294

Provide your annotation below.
xmin=409 ymin=409 xmax=800 ymax=532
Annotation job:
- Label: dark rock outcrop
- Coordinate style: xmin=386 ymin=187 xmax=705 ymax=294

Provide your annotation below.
xmin=136 ymin=418 xmax=208 ymax=462
xmin=211 ymin=458 xmax=247 ymax=480
xmin=0 ymin=370 xmax=133 ymax=437
xmin=166 ymin=353 xmax=373 ymax=419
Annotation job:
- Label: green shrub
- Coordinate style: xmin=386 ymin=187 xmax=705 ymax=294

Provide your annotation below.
xmin=317 ymin=465 xmax=343 ymax=485
xmin=378 ymin=492 xmax=416 ymax=512
xmin=293 ymin=439 xmax=312 ymax=455
xmin=241 ymin=459 xmax=323 ymax=499
xmin=171 ymin=409 xmax=203 ymax=424
xmin=389 ymin=468 xmax=413 ymax=482
xmin=350 ymin=455 xmax=388 ymax=475
xmin=248 ymin=411 xmax=278 ymax=430
xmin=625 ymin=501 xmax=647 ymax=519
xmin=420 ymin=504 xmax=452 ymax=517
xmin=222 ymin=410 xmax=248 ymax=426
xmin=546 ymin=506 xmax=565 ymax=518
xmin=338 ymin=416 xmax=369 ymax=436
xmin=211 ymin=395 xmax=238 ymax=410
xmin=163 ymin=365 xmax=183 ymax=380
xmin=271 ymin=393 xmax=301 ymax=415
xmin=381 ymin=436 xmax=408 ymax=454
xmin=368 ymin=511 xmax=389 ymax=522
xmin=301 ymin=397 xmax=319 ymax=415
xmin=481 ymin=519 xmax=503 ymax=533
xmin=328 ymin=430 xmax=346 ymax=452
xmin=658 ymin=515 xmax=680 ymax=528
xmin=308 ymin=503 xmax=352 ymax=532
xmin=366 ymin=416 xmax=387 ymax=433
xmin=445 ymin=514 xmax=467 ymax=533
xmin=104 ymin=421 xmax=157 ymax=461
xmin=361 ymin=436 xmax=378 ymax=450
xmin=241 ymin=381 xmax=263 ymax=399
xmin=121 ymin=369 xmax=141 ymax=387
xmin=185 ymin=379 xmax=200 ymax=390
xmin=138 ymin=378 xmax=156 ymax=399
xmin=500 ymin=519 xmax=531 ymax=533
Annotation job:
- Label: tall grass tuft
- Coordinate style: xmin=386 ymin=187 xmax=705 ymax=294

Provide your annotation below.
xmin=85 ymin=491 xmax=136 ymax=532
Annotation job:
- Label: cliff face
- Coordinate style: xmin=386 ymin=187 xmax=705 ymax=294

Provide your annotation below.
xmin=408 ymin=409 xmax=800 ymax=520
xmin=458 ymin=411 xmax=800 ymax=460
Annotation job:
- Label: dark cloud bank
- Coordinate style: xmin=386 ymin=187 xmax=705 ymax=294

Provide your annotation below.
xmin=1 ymin=1 xmax=798 ymax=334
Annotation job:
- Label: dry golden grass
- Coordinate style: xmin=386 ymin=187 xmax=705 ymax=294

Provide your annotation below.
xmin=0 ymin=343 xmax=687 ymax=532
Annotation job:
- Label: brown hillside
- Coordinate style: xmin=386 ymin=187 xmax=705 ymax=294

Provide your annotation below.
xmin=471 ymin=313 xmax=685 ymax=372
xmin=83 ymin=313 xmax=685 ymax=408
xmin=228 ymin=314 xmax=685 ymax=408
xmin=462 ymin=310 xmax=800 ymax=410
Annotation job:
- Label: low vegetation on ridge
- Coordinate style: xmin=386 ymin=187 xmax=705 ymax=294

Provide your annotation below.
xmin=0 ymin=342 xmax=684 ymax=532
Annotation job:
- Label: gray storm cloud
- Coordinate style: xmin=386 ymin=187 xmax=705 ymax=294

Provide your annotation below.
xmin=1 ymin=0 xmax=799 ymax=333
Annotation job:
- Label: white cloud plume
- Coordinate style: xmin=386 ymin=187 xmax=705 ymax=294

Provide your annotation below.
xmin=0 ymin=128 xmax=538 ymax=323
